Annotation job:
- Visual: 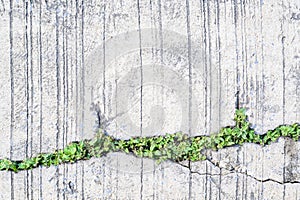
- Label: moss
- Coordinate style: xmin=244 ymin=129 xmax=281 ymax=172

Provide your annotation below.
xmin=1 ymin=108 xmax=299 ymax=172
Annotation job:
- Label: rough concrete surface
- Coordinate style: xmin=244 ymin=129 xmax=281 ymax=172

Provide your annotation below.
xmin=0 ymin=0 xmax=299 ymax=199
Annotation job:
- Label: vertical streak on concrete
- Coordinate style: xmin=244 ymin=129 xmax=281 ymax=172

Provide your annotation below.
xmin=136 ymin=0 xmax=144 ymax=198
xmin=55 ymin=5 xmax=60 ymax=200
xmin=233 ymin=0 xmax=239 ymax=111
xmin=185 ymin=0 xmax=192 ymax=199
xmin=9 ymin=0 xmax=14 ymax=199
xmin=206 ymin=0 xmax=212 ymax=135
xmin=295 ymin=62 xmax=300 ymax=121
xmin=215 ymin=0 xmax=222 ymax=199
xmin=259 ymin=0 xmax=265 ymax=135
xmin=38 ymin=1 xmax=43 ymax=199
xmin=113 ymin=3 xmax=120 ymax=195
xmin=81 ymin=0 xmax=85 ymax=198
xmin=148 ymin=1 xmax=154 ymax=198
xmin=62 ymin=10 xmax=66 ymax=200
xmin=281 ymin=1 xmax=286 ymax=199
xmin=207 ymin=0 xmax=213 ymax=198
xmin=157 ymin=0 xmax=164 ymax=197
xmin=239 ymin=1 xmax=244 ymax=199
xmin=29 ymin=1 xmax=33 ymax=198
xmin=240 ymin=0 xmax=246 ymax=110
xmin=199 ymin=1 xmax=209 ymax=198
xmin=256 ymin=0 xmax=265 ymax=198
xmin=62 ymin=2 xmax=67 ymax=199
xmin=68 ymin=0 xmax=79 ymax=197
xmin=200 ymin=0 xmax=207 ymax=137
xmin=210 ymin=0 xmax=223 ymax=196
xmin=244 ymin=144 xmax=247 ymax=200
xmin=24 ymin=1 xmax=29 ymax=199
xmin=101 ymin=1 xmax=106 ymax=198
xmin=62 ymin=0 xmax=66 ymax=154
xmin=185 ymin=0 xmax=192 ymax=139
xmin=115 ymin=54 xmax=120 ymax=199
xmin=75 ymin=0 xmax=79 ymax=197
xmin=232 ymin=0 xmax=239 ymax=198
xmin=158 ymin=0 xmax=163 ymax=64
xmin=281 ymin=31 xmax=286 ymax=125
xmin=216 ymin=0 xmax=221 ymax=131
xmin=102 ymin=0 xmax=106 ymax=115
xmin=238 ymin=0 xmax=246 ymax=198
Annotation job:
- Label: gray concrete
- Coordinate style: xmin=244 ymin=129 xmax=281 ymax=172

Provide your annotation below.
xmin=0 ymin=0 xmax=299 ymax=199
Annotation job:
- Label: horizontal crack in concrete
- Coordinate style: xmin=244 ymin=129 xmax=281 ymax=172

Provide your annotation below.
xmin=176 ymin=157 xmax=300 ymax=185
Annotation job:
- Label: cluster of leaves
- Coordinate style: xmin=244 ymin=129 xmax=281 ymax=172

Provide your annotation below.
xmin=0 ymin=108 xmax=299 ymax=172
xmin=111 ymin=108 xmax=299 ymax=162
xmin=114 ymin=132 xmax=197 ymax=163
xmin=0 ymin=141 xmax=89 ymax=172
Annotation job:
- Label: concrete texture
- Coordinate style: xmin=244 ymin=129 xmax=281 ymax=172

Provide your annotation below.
xmin=0 ymin=0 xmax=299 ymax=199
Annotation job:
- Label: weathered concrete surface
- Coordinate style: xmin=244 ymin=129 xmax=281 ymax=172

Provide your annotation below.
xmin=0 ymin=0 xmax=299 ymax=199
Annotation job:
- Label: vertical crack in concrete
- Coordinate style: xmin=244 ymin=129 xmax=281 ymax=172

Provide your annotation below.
xmin=91 ymin=102 xmax=126 ymax=131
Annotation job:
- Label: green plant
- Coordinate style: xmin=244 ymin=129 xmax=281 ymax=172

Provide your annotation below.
xmin=0 ymin=108 xmax=299 ymax=172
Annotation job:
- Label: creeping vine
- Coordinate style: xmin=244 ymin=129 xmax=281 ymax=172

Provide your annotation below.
xmin=0 ymin=108 xmax=299 ymax=172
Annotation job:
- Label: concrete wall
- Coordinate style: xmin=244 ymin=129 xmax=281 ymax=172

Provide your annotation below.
xmin=0 ymin=0 xmax=299 ymax=199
